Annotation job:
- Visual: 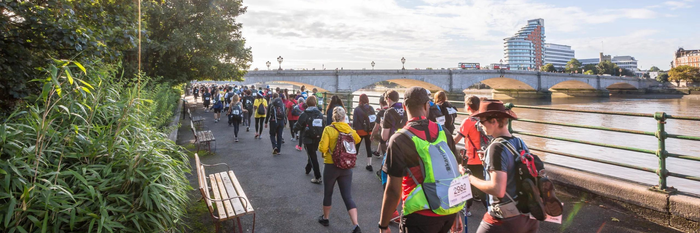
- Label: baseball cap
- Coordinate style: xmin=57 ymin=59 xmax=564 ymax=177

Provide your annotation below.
xmin=404 ymin=87 xmax=430 ymax=108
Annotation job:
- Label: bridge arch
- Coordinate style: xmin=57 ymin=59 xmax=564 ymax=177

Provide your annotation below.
xmin=342 ymin=71 xmax=451 ymax=93
xmin=355 ymin=78 xmax=446 ymax=92
xmin=479 ymin=77 xmax=537 ymax=90
xmin=606 ymin=82 xmax=638 ymax=90
xmin=549 ymin=80 xmax=596 ymax=90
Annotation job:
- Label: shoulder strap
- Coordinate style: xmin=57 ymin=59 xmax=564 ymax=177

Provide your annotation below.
xmin=498 ymin=138 xmax=521 ymax=160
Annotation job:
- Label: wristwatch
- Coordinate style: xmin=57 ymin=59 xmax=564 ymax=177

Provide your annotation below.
xmin=378 ymin=223 xmax=389 ymax=230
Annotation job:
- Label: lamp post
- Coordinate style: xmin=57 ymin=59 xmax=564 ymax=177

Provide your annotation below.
xmin=277 ymin=56 xmax=283 ymax=70
xmin=401 ymin=57 xmax=406 ymax=70
xmin=266 ymin=61 xmax=271 ymax=70
xmin=371 ymin=61 xmax=375 ymax=70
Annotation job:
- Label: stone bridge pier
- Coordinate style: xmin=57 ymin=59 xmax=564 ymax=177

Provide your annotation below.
xmin=233 ymin=69 xmax=658 ymax=99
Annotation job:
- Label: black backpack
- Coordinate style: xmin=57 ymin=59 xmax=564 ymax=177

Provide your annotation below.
xmin=257 ymin=101 xmax=266 ymax=115
xmin=292 ymin=104 xmax=303 ymax=116
xmin=497 ymin=137 xmax=549 ymax=221
xmin=305 ymin=109 xmax=325 ymax=140
xmin=244 ymin=97 xmax=253 ymax=109
xmin=193 ymin=88 xmax=199 ymax=94
xmin=358 ymin=105 xmax=376 ymax=132
xmin=271 ymin=100 xmax=286 ymax=122
xmin=229 ymin=104 xmax=243 ymax=121
xmin=428 ymin=102 xmax=445 ymax=125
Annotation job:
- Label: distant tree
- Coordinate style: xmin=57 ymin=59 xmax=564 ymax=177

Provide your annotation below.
xmin=656 ymin=73 xmax=669 ymax=83
xmin=649 ymin=66 xmax=661 ymax=72
xmin=541 ymin=63 xmax=556 ymax=72
xmin=584 ymin=70 xmax=595 ymax=75
xmin=565 ymin=58 xmax=582 ymax=73
xmin=583 ymin=64 xmax=597 ymax=74
xmin=596 ymin=60 xmax=617 ymax=75
xmin=668 ymin=65 xmax=700 ymax=86
xmin=643 ymin=73 xmax=651 ymax=79
xmin=621 ymin=68 xmax=635 ymax=77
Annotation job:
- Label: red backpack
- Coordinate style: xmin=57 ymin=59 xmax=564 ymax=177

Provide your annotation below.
xmin=330 ymin=125 xmax=357 ymax=169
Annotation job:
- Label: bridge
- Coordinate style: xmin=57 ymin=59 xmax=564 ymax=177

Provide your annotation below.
xmin=236 ymin=69 xmax=659 ymax=98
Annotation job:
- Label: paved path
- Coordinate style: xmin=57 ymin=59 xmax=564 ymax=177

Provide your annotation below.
xmin=177 ymin=95 xmax=679 ymax=233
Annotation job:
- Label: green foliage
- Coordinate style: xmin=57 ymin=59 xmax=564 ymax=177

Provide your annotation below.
xmin=656 ymin=73 xmax=669 ymax=83
xmin=565 ymin=58 xmax=582 ymax=73
xmin=584 ymin=70 xmax=595 ymax=75
xmin=583 ymin=64 xmax=597 ymax=74
xmin=540 ymin=63 xmax=556 ymax=72
xmin=649 ymin=66 xmax=661 ymax=72
xmin=0 ymin=61 xmax=190 ymax=232
xmin=668 ymin=65 xmax=700 ymax=84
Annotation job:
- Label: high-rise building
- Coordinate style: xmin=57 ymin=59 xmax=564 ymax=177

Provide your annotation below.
xmin=504 ymin=19 xmax=545 ymax=70
xmin=672 ymin=48 xmax=700 ymax=68
xmin=544 ymin=43 xmax=575 ymax=70
xmin=579 ymin=53 xmax=638 ymax=71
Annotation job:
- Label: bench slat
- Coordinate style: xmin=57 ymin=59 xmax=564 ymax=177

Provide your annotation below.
xmin=209 ymin=174 xmax=227 ymax=218
xmin=228 ymin=170 xmax=254 ymax=213
xmin=220 ymin=172 xmax=247 ymax=216
xmin=215 ymin=173 xmax=236 ymax=218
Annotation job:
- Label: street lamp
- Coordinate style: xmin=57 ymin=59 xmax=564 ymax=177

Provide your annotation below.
xmin=371 ymin=61 xmax=375 ymax=70
xmin=277 ymin=56 xmax=283 ymax=70
xmin=401 ymin=57 xmax=406 ymax=70
xmin=266 ymin=61 xmax=271 ymax=70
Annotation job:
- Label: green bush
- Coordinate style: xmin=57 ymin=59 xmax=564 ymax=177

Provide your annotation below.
xmin=0 ymin=61 xmax=190 ymax=232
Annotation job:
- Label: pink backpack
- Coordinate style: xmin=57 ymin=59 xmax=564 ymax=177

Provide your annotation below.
xmin=330 ymin=125 xmax=357 ymax=169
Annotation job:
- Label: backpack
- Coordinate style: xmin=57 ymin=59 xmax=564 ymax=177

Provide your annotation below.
xmin=496 ymin=137 xmax=548 ymax=221
xmin=229 ymin=104 xmax=243 ymax=121
xmin=330 ymin=125 xmax=357 ymax=169
xmin=257 ymin=101 xmax=266 ymax=115
xmin=359 ymin=105 xmax=376 ymax=133
xmin=244 ymin=97 xmax=253 ymax=109
xmin=193 ymin=88 xmax=199 ymax=94
xmin=292 ymin=104 xmax=303 ymax=116
xmin=442 ymin=102 xmax=458 ymax=123
xmin=429 ymin=102 xmax=445 ymax=125
xmin=304 ymin=109 xmax=325 ymax=140
xmin=271 ymin=100 xmax=286 ymax=122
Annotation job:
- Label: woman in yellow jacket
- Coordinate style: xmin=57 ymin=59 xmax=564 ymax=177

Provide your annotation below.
xmin=317 ymin=106 xmax=362 ymax=232
xmin=253 ymin=92 xmax=268 ymax=139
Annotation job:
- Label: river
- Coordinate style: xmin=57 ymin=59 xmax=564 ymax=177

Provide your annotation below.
xmin=349 ymin=90 xmax=700 ymax=195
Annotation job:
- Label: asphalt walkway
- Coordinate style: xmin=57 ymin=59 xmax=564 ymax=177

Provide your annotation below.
xmin=177 ymin=95 xmax=679 ymax=233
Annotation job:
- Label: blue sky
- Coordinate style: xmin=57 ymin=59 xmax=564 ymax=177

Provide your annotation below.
xmin=239 ymin=0 xmax=700 ymax=70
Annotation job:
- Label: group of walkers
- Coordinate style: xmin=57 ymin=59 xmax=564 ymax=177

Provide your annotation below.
xmin=188 ymin=83 xmax=563 ymax=233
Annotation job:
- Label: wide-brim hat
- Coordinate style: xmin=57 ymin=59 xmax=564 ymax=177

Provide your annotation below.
xmin=471 ymin=99 xmax=518 ymax=119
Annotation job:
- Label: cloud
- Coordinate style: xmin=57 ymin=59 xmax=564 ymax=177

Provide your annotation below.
xmin=237 ymin=0 xmax=683 ymax=70
xmin=664 ymin=0 xmax=694 ymax=10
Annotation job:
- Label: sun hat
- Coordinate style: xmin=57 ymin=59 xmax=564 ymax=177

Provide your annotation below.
xmin=471 ymin=99 xmax=517 ymax=119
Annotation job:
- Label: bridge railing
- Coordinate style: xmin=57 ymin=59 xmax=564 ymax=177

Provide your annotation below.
xmin=327 ymin=92 xmax=699 ymax=193
xmin=503 ymin=104 xmax=700 ymax=193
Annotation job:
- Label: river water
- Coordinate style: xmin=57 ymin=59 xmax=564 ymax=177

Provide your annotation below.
xmin=348 ymin=90 xmax=700 ymax=195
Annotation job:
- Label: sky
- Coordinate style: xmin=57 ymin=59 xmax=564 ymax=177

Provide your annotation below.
xmin=238 ymin=0 xmax=700 ymax=71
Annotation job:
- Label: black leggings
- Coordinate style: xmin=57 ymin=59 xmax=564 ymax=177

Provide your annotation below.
xmin=255 ymin=117 xmax=265 ymax=134
xmin=355 ymin=135 xmax=372 ymax=158
xmin=323 ymin=164 xmax=356 ymax=210
xmin=288 ymin=120 xmax=297 ymax=137
xmin=231 ymin=119 xmax=240 ymax=137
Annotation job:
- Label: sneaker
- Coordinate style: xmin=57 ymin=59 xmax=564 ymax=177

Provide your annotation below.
xmin=311 ymin=177 xmax=322 ymax=184
xmin=375 ymin=170 xmax=382 ymax=181
xmin=467 ymin=211 xmax=472 ymax=217
xmin=272 ymin=148 xmax=279 ymax=155
xmin=365 ymin=165 xmax=373 ymax=171
xmin=291 ymin=137 xmax=296 ymax=142
xmin=522 ymin=178 xmax=545 ymax=220
xmin=352 ymin=225 xmax=362 ymax=233
xmin=235 ymin=138 xmax=239 ymax=142
xmin=318 ymin=215 xmax=329 ymax=226
xmin=372 ymin=151 xmax=380 ymax=157
xmin=295 ymin=145 xmax=303 ymax=151
xmin=539 ymin=176 xmax=563 ymax=216
xmin=254 ymin=133 xmax=259 ymax=139
xmin=246 ymin=127 xmax=250 ymax=132
xmin=282 ymin=138 xmax=285 ymax=144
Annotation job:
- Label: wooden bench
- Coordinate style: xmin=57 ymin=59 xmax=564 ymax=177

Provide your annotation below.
xmin=191 ymin=120 xmax=216 ymax=152
xmin=188 ymin=108 xmax=204 ymax=128
xmin=195 ymin=153 xmax=255 ymax=233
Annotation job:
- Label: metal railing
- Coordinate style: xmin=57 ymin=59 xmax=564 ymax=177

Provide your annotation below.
xmin=503 ymin=104 xmax=700 ymax=193
xmin=318 ymin=92 xmax=700 ymax=193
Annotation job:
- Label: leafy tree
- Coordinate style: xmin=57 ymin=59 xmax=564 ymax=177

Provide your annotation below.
xmin=584 ymin=70 xmax=595 ymax=75
xmin=565 ymin=58 xmax=582 ymax=73
xmin=0 ymin=0 xmax=137 ymax=112
xmin=649 ymin=66 xmax=661 ymax=72
xmin=621 ymin=68 xmax=635 ymax=77
xmin=643 ymin=72 xmax=651 ymax=79
xmin=668 ymin=65 xmax=700 ymax=86
xmin=540 ymin=63 xmax=556 ymax=72
xmin=583 ymin=64 xmax=597 ymax=74
xmin=596 ymin=60 xmax=617 ymax=75
xmin=656 ymin=73 xmax=669 ymax=83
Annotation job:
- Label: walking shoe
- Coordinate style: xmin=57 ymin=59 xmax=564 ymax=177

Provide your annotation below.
xmin=365 ymin=165 xmax=373 ymax=171
xmin=305 ymin=166 xmax=312 ymax=175
xmin=318 ymin=215 xmax=329 ymax=226
xmin=291 ymin=137 xmax=296 ymax=142
xmin=352 ymin=225 xmax=362 ymax=233
xmin=282 ymin=138 xmax=285 ymax=144
xmin=295 ymin=145 xmax=303 ymax=151
xmin=375 ymin=170 xmax=382 ymax=181
xmin=522 ymin=178 xmax=546 ymax=220
xmin=254 ymin=133 xmax=259 ymax=139
xmin=272 ymin=148 xmax=279 ymax=155
xmin=235 ymin=138 xmax=239 ymax=142
xmin=539 ymin=176 xmax=563 ymax=216
xmin=311 ymin=177 xmax=322 ymax=184
xmin=467 ymin=211 xmax=472 ymax=217
xmin=246 ymin=127 xmax=250 ymax=132
xmin=372 ymin=151 xmax=380 ymax=157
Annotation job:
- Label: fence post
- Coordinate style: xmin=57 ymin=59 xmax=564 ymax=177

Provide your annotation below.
xmin=346 ymin=93 xmax=353 ymax=119
xmin=322 ymin=92 xmax=327 ymax=113
xmin=653 ymin=112 xmax=675 ymax=193
xmin=504 ymin=103 xmax=514 ymax=134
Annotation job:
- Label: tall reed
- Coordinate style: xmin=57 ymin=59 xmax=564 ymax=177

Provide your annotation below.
xmin=0 ymin=60 xmax=190 ymax=232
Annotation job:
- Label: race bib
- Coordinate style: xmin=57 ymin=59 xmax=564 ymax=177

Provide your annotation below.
xmin=368 ymin=115 xmax=377 ymax=122
xmin=448 ymin=175 xmax=472 ymax=207
xmin=205 ymin=97 xmax=210 ymax=100
xmin=318 ymin=99 xmax=324 ymax=106
xmin=436 ymin=116 xmax=446 ymax=125
xmin=447 ymin=107 xmax=458 ymax=115
xmin=312 ymin=119 xmax=323 ymax=127
xmin=232 ymin=110 xmax=240 ymax=115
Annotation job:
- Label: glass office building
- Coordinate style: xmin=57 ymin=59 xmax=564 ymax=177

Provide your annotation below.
xmin=504 ymin=19 xmax=545 ymax=70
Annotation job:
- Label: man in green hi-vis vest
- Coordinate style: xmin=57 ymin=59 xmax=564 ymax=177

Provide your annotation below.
xmin=379 ymin=87 xmax=466 ymax=233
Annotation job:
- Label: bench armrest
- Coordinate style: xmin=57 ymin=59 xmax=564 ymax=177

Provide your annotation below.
xmin=201 ymin=163 xmax=231 ymax=170
xmin=204 ymin=195 xmax=251 ymax=211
